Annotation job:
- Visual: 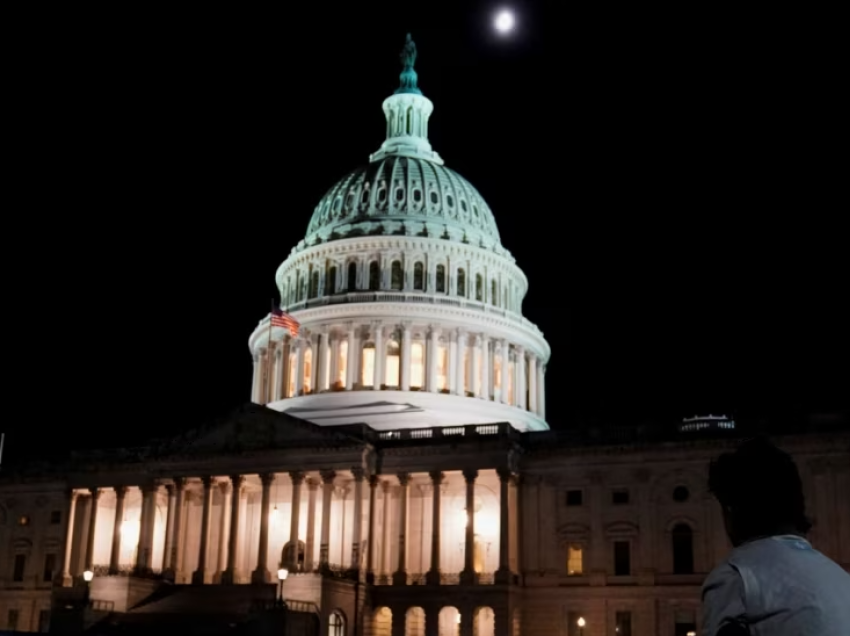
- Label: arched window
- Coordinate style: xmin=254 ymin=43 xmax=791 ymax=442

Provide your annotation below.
xmin=368 ymin=261 xmax=380 ymax=291
xmin=672 ymin=523 xmax=694 ymax=574
xmin=475 ymin=274 xmax=483 ymax=301
xmin=385 ymin=340 xmax=400 ymax=386
xmin=504 ymin=286 xmax=509 ymax=309
xmin=347 ymin=262 xmax=357 ymax=292
xmin=491 ymin=279 xmax=498 ymax=305
xmin=413 ymin=262 xmax=424 ymax=290
xmin=337 ymin=340 xmax=348 ymax=386
xmin=390 ymin=260 xmax=403 ymax=290
xmin=410 ymin=342 xmax=424 ymax=388
xmin=437 ymin=344 xmax=448 ymax=390
xmin=436 ymin=264 xmax=446 ymax=293
xmin=361 ymin=343 xmax=375 ymax=387
xmin=329 ymin=611 xmax=345 ymax=636
xmin=309 ymin=271 xmax=319 ymax=299
xmin=327 ymin=266 xmax=337 ymax=294
xmin=457 ymin=268 xmax=466 ymax=296
xmin=295 ymin=272 xmax=302 ymax=301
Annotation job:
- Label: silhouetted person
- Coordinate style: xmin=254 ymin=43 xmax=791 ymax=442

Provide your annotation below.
xmin=702 ymin=436 xmax=850 ymax=635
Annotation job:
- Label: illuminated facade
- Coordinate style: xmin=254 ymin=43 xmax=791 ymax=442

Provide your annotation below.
xmin=1 ymin=38 xmax=848 ymax=636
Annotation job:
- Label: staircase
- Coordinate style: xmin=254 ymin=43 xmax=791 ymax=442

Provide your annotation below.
xmin=77 ymin=584 xmax=319 ymax=635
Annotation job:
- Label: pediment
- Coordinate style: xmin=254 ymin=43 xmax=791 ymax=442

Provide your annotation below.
xmin=162 ymin=403 xmax=365 ymax=455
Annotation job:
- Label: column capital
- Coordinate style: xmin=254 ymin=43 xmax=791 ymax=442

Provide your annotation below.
xmin=381 ymin=480 xmax=392 ymax=494
xmin=140 ymin=483 xmax=160 ymax=495
xmin=306 ymin=477 xmax=319 ymax=490
xmin=320 ymin=469 xmax=337 ymax=485
xmin=259 ymin=472 xmax=276 ymax=487
xmin=172 ymin=477 xmax=187 ymax=490
xmin=515 ymin=344 xmax=525 ymax=355
xmin=345 ymin=320 xmax=356 ymax=331
xmin=463 ymin=468 xmax=478 ymax=484
xmin=456 ymin=328 xmax=467 ymax=339
xmin=114 ymin=485 xmax=128 ymax=498
xmin=229 ymin=475 xmax=246 ymax=489
xmin=218 ymin=481 xmax=232 ymax=496
xmin=68 ymin=489 xmax=80 ymax=502
xmin=496 ymin=467 xmax=512 ymax=483
xmin=401 ymin=320 xmax=413 ymax=331
xmin=428 ymin=325 xmax=441 ymax=337
xmin=351 ymin=467 xmax=365 ymax=482
xmin=397 ymin=472 xmax=411 ymax=486
xmin=429 ymin=471 xmax=444 ymax=485
xmin=89 ymin=487 xmax=103 ymax=499
xmin=164 ymin=484 xmax=175 ymax=497
xmin=368 ymin=474 xmax=380 ymax=488
xmin=289 ymin=471 xmax=306 ymax=486
xmin=200 ymin=476 xmax=215 ymax=488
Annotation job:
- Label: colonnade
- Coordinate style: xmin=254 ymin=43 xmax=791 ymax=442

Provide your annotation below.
xmin=61 ymin=467 xmax=519 ymax=587
xmin=252 ymin=322 xmax=546 ymax=418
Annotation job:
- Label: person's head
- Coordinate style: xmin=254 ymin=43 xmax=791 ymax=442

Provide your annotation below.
xmin=708 ymin=436 xmax=811 ymax=546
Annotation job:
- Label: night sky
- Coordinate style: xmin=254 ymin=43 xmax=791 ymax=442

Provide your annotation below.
xmin=7 ymin=3 xmax=847 ymax=461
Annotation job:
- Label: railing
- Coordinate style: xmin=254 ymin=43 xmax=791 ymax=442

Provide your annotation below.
xmin=91 ymin=564 xmax=164 ymax=580
xmin=251 ymin=598 xmax=320 ymax=614
xmin=90 ymin=599 xmax=115 ymax=612
xmin=374 ymin=421 xmax=514 ymax=444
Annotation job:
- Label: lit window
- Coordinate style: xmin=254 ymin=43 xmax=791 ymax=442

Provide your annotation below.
xmin=567 ymin=545 xmax=583 ymax=575
xmin=337 ymin=340 xmax=348 ymax=385
xmin=385 ymin=340 xmax=400 ymax=386
xmin=507 ymin=361 xmax=515 ymax=405
xmin=303 ymin=348 xmax=313 ymax=393
xmin=329 ymin=610 xmax=345 ymax=636
xmin=287 ymin=352 xmax=297 ymax=397
xmin=361 ymin=344 xmax=375 ymax=387
xmin=493 ymin=356 xmax=502 ymax=392
xmin=321 ymin=341 xmax=331 ymax=389
xmin=437 ymin=345 xmax=448 ymax=390
xmin=410 ymin=342 xmax=424 ymax=388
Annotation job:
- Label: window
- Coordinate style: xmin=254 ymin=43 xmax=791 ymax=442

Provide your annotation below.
xmin=337 ymin=340 xmax=348 ymax=385
xmin=303 ymin=347 xmax=313 ymax=393
xmin=385 ymin=340 xmax=400 ymax=386
xmin=567 ymin=544 xmax=583 ymax=575
xmin=7 ymin=609 xmax=19 ymax=631
xmin=347 ymin=262 xmax=357 ymax=291
xmin=493 ymin=355 xmax=502 ymax=394
xmin=491 ymin=279 xmax=498 ymax=304
xmin=329 ymin=610 xmax=345 ymax=636
xmin=368 ymin=261 xmax=380 ymax=291
xmin=410 ymin=342 xmax=424 ymax=388
xmin=612 ymin=489 xmax=630 ymax=505
xmin=673 ymin=485 xmax=689 ymax=502
xmin=566 ymin=490 xmax=583 ymax=506
xmin=457 ymin=268 xmax=466 ymax=296
xmin=390 ymin=261 xmax=403 ymax=290
xmin=43 ymin=553 xmax=56 ymax=582
xmin=475 ymin=274 xmax=483 ymax=301
xmin=361 ymin=344 xmax=375 ymax=387
xmin=50 ymin=510 xmax=61 ymax=524
xmin=309 ymin=271 xmax=319 ymax=298
xmin=614 ymin=541 xmax=631 ymax=576
xmin=437 ymin=345 xmax=448 ymax=390
xmin=436 ymin=264 xmax=445 ymax=292
xmin=287 ymin=352 xmax=297 ymax=397
xmin=413 ymin=262 xmax=424 ymax=290
xmin=13 ymin=554 xmax=26 ymax=582
xmin=672 ymin=524 xmax=694 ymax=574
xmin=615 ymin=611 xmax=632 ymax=636
xmin=327 ymin=266 xmax=337 ymax=294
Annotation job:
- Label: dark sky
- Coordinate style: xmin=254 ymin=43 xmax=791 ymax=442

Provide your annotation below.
xmin=6 ymin=2 xmax=847 ymax=460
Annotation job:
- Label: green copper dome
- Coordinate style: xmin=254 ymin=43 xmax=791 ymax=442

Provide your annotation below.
xmin=296 ymin=36 xmax=509 ymax=257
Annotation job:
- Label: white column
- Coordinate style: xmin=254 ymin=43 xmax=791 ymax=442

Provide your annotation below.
xmin=516 ymin=347 xmax=527 ymax=410
xmin=538 ymin=363 xmax=546 ymax=418
xmin=392 ymin=472 xmax=410 ymax=585
xmin=330 ymin=335 xmax=340 ymax=388
xmin=528 ymin=356 xmax=538 ymax=414
xmin=372 ymin=323 xmax=384 ymax=389
xmin=83 ymin=489 xmax=101 ymax=571
xmin=317 ymin=329 xmax=330 ymax=391
xmin=319 ymin=470 xmax=336 ymax=566
xmin=223 ymin=475 xmax=243 ymax=584
xmin=448 ymin=330 xmax=458 ymax=393
xmin=426 ymin=326 xmax=439 ymax=392
xmin=61 ymin=491 xmax=79 ymax=585
xmin=251 ymin=473 xmax=275 ymax=583
xmin=272 ymin=346 xmax=284 ymax=401
xmin=345 ymin=325 xmax=357 ymax=390
xmin=309 ymin=335 xmax=319 ymax=390
xmin=192 ymin=478 xmax=213 ymax=584
xmin=496 ymin=468 xmax=512 ymax=583
xmin=251 ymin=352 xmax=262 ymax=403
xmin=305 ymin=479 xmax=318 ymax=572
xmin=294 ymin=340 xmax=305 ymax=396
xmin=169 ymin=478 xmax=186 ymax=577
xmin=381 ymin=481 xmax=391 ymax=576
xmin=351 ymin=469 xmax=364 ymax=568
xmin=456 ymin=330 xmax=467 ymax=395
xmin=109 ymin=487 xmax=127 ymax=575
xmin=460 ymin=469 xmax=478 ymax=584
xmin=161 ymin=485 xmax=175 ymax=573
xmin=288 ymin=472 xmax=304 ymax=570
xmin=400 ymin=323 xmax=412 ymax=391
xmin=471 ymin=335 xmax=481 ymax=397
xmin=216 ymin=481 xmax=231 ymax=577
xmin=426 ymin=472 xmax=443 ymax=585
xmin=480 ymin=335 xmax=491 ymax=400
xmin=500 ymin=340 xmax=510 ymax=403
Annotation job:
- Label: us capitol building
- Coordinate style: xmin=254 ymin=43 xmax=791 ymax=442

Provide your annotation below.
xmin=2 ymin=37 xmax=848 ymax=636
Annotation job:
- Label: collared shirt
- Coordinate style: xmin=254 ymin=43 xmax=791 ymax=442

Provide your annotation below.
xmin=702 ymin=534 xmax=850 ymax=635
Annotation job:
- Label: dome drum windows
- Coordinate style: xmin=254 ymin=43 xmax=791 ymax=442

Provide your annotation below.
xmin=347 ymin=262 xmax=358 ymax=292
xmin=390 ymin=260 xmax=403 ymax=290
xmin=413 ymin=262 xmax=425 ymax=291
xmin=475 ymin=274 xmax=484 ymax=302
xmin=457 ymin=268 xmax=466 ymax=297
xmin=368 ymin=261 xmax=380 ymax=291
xmin=429 ymin=190 xmax=439 ymax=205
xmin=394 ymin=187 xmax=405 ymax=204
xmin=436 ymin=264 xmax=446 ymax=293
xmin=412 ymin=188 xmax=423 ymax=204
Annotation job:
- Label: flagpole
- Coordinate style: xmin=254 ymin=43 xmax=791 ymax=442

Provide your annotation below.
xmin=266 ymin=299 xmax=274 ymax=403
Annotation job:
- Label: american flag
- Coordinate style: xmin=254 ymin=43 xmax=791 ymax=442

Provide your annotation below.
xmin=270 ymin=306 xmax=300 ymax=336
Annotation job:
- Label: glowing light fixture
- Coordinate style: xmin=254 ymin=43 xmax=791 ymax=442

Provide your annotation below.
xmin=277 ymin=568 xmax=289 ymax=581
xmin=577 ymin=617 xmax=586 ymax=627
xmin=83 ymin=570 xmax=94 ymax=582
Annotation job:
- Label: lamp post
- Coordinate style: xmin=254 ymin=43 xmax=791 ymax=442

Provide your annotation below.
xmin=82 ymin=570 xmax=94 ymax=607
xmin=577 ymin=616 xmax=586 ymax=636
xmin=276 ymin=568 xmax=288 ymax=608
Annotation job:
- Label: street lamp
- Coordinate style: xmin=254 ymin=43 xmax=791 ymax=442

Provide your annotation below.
xmin=276 ymin=568 xmax=289 ymax=608
xmin=82 ymin=570 xmax=94 ymax=606
xmin=577 ymin=616 xmax=586 ymax=636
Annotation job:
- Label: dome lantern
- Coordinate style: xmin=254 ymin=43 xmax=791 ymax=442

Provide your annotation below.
xmin=370 ymin=34 xmax=444 ymax=165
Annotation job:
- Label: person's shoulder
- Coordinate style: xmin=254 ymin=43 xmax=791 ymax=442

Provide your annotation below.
xmin=702 ymin=560 xmax=742 ymax=597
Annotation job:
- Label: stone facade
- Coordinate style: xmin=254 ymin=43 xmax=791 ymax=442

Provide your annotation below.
xmin=0 ymin=413 xmax=848 ymax=634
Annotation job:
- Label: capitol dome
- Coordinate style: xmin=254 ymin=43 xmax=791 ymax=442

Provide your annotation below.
xmin=249 ymin=35 xmax=550 ymax=432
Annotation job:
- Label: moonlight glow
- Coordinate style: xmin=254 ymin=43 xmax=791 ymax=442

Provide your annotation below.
xmin=494 ymin=9 xmax=515 ymax=34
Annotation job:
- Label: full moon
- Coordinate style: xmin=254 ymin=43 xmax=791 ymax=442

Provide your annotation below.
xmin=494 ymin=9 xmax=515 ymax=34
